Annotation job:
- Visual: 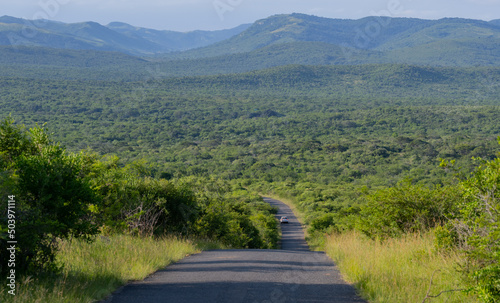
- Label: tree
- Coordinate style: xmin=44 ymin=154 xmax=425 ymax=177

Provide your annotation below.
xmin=0 ymin=117 xmax=99 ymax=274
xmin=455 ymin=139 xmax=500 ymax=303
xmin=355 ymin=180 xmax=461 ymax=239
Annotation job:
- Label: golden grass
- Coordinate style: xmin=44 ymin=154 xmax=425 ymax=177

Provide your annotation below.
xmin=1 ymin=234 xmax=200 ymax=303
xmin=325 ymin=231 xmax=477 ymax=303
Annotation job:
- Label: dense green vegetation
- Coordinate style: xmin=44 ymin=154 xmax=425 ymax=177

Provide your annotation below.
xmin=0 ymin=117 xmax=278 ymax=277
xmin=1 ymin=60 xmax=500 ymax=301
xmin=1 ymin=65 xmax=499 ymax=185
xmin=2 ymin=10 xmax=500 ymax=302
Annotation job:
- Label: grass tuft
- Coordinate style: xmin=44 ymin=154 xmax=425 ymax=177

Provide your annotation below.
xmin=325 ymin=231 xmax=477 ymax=303
xmin=1 ymin=234 xmax=201 ymax=303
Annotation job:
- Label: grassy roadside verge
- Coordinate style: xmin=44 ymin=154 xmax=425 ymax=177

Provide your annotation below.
xmin=0 ymin=234 xmax=220 ymax=303
xmin=325 ymin=231 xmax=477 ymax=303
xmin=261 ymin=194 xmax=477 ymax=302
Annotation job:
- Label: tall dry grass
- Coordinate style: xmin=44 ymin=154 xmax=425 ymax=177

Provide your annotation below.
xmin=1 ymin=234 xmax=200 ymax=303
xmin=325 ymin=231 xmax=477 ymax=303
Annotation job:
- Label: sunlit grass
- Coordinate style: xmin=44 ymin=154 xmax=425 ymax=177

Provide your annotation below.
xmin=0 ymin=234 xmax=204 ymax=303
xmin=325 ymin=231 xmax=477 ymax=303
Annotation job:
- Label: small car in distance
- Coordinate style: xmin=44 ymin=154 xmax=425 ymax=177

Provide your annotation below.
xmin=280 ymin=216 xmax=289 ymax=224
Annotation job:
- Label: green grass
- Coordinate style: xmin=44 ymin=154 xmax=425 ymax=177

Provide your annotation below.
xmin=325 ymin=231 xmax=477 ymax=303
xmin=0 ymin=234 xmax=208 ymax=303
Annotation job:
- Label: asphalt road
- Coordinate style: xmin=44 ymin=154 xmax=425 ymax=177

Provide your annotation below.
xmin=102 ymin=197 xmax=366 ymax=303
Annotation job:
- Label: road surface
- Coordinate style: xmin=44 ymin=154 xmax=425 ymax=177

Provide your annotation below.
xmin=102 ymin=197 xmax=366 ymax=303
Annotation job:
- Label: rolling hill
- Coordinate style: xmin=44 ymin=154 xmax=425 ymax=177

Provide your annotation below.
xmin=160 ymin=14 xmax=431 ymax=59
xmin=0 ymin=15 xmax=249 ymax=55
xmin=1 ymin=13 xmax=500 ymax=73
xmin=160 ymin=14 xmax=500 ymax=57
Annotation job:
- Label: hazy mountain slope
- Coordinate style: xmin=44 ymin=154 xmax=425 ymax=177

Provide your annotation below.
xmin=47 ymin=21 xmax=163 ymax=53
xmin=386 ymin=38 xmax=500 ymax=66
xmin=0 ymin=15 xmax=249 ymax=55
xmin=107 ymin=22 xmax=251 ymax=52
xmin=0 ymin=16 xmax=161 ymax=54
xmin=161 ymin=14 xmax=431 ymax=59
xmin=160 ymin=14 xmax=500 ymax=66
xmin=2 ymin=14 xmax=500 ymax=68
xmin=375 ymin=18 xmax=500 ymax=51
xmin=0 ymin=18 xmax=108 ymax=50
xmin=151 ymin=41 xmax=382 ymax=76
xmin=490 ymin=19 xmax=500 ymax=27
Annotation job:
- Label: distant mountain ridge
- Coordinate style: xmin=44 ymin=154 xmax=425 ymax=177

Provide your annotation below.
xmin=162 ymin=14 xmax=500 ymax=60
xmin=1 ymin=13 xmax=500 ymax=68
xmin=0 ymin=15 xmax=250 ymax=55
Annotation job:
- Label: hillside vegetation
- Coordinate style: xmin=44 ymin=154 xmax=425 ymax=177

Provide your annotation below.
xmin=2 ymin=13 xmax=500 ymax=71
xmin=161 ymin=14 xmax=500 ymax=67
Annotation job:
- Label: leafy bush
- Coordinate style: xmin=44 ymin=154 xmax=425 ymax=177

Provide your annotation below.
xmin=0 ymin=117 xmax=99 ymax=274
xmin=177 ymin=177 xmax=279 ymax=249
xmin=453 ymin=145 xmax=500 ymax=302
xmin=93 ymin=170 xmax=198 ymax=236
xmin=310 ymin=213 xmax=336 ymax=233
xmin=355 ymin=181 xmax=461 ymax=239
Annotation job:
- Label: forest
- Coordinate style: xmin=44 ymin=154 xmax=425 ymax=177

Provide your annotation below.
xmin=1 ymin=62 xmax=500 ymax=302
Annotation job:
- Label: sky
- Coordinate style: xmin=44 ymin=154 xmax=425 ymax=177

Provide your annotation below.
xmin=1 ymin=0 xmax=500 ymax=32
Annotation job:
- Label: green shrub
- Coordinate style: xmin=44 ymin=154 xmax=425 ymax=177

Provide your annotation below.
xmin=0 ymin=117 xmax=99 ymax=275
xmin=177 ymin=177 xmax=279 ymax=249
xmin=454 ymin=146 xmax=500 ymax=302
xmin=355 ymin=181 xmax=461 ymax=239
xmin=310 ymin=213 xmax=336 ymax=233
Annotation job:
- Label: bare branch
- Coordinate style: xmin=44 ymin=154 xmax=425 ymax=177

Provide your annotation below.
xmin=422 ymin=270 xmax=466 ymax=303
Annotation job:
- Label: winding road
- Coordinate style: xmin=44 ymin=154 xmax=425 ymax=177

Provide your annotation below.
xmin=103 ymin=197 xmax=366 ymax=303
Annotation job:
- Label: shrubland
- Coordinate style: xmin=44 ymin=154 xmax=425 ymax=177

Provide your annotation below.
xmin=1 ymin=63 xmax=500 ymax=302
xmin=267 ymin=140 xmax=500 ymax=302
xmin=0 ymin=117 xmax=278 ymax=301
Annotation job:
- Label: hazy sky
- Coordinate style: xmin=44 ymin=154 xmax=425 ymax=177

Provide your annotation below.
xmin=1 ymin=0 xmax=500 ymax=31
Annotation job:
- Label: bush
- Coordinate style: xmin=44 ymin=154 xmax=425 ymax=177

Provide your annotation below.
xmin=176 ymin=177 xmax=279 ymax=249
xmin=310 ymin=213 xmax=336 ymax=233
xmin=454 ymin=147 xmax=500 ymax=302
xmin=0 ymin=118 xmax=99 ymax=274
xmin=355 ymin=180 xmax=461 ymax=239
xmin=94 ymin=175 xmax=198 ymax=236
